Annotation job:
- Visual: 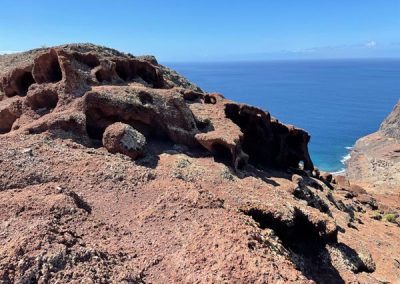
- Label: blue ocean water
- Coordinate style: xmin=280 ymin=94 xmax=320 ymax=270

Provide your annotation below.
xmin=167 ymin=60 xmax=400 ymax=172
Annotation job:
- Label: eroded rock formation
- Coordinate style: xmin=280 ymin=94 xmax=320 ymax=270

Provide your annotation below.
xmin=0 ymin=44 xmax=313 ymax=171
xmin=0 ymin=44 xmax=399 ymax=283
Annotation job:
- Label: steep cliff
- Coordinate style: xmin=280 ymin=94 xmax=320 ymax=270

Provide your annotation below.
xmin=347 ymin=101 xmax=400 ymax=194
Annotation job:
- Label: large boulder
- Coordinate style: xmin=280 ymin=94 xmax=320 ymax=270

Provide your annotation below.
xmin=102 ymin=122 xmax=146 ymax=159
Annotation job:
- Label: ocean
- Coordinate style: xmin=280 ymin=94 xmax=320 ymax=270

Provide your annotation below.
xmin=167 ymin=59 xmax=400 ymax=173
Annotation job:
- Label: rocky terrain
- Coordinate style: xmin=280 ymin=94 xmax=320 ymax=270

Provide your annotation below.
xmin=347 ymin=101 xmax=400 ymax=195
xmin=0 ymin=44 xmax=399 ymax=283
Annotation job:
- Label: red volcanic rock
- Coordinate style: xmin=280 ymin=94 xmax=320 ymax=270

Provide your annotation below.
xmin=102 ymin=122 xmax=146 ymax=159
xmin=0 ymin=44 xmax=313 ymax=171
xmin=0 ymin=44 xmax=399 ymax=283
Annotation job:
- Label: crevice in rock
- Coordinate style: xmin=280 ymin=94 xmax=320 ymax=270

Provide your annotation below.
xmin=242 ymin=207 xmax=344 ymax=283
xmin=114 ymin=59 xmax=164 ymax=88
xmin=209 ymin=143 xmax=233 ymax=164
xmin=27 ymin=89 xmax=59 ymax=112
xmin=15 ymin=71 xmax=35 ymax=96
xmin=95 ymin=69 xmax=112 ymax=83
xmin=0 ymin=108 xmax=19 ymax=134
xmin=244 ymin=208 xmax=327 ymax=254
xmin=32 ymin=49 xmax=63 ymax=84
xmin=293 ymin=186 xmax=331 ymax=216
xmin=1 ymin=69 xmax=36 ymax=97
xmin=204 ymin=94 xmax=217 ymax=104
xmin=72 ymin=53 xmax=100 ymax=69
xmin=181 ymin=90 xmax=203 ymax=102
xmin=85 ymin=107 xmax=167 ymax=144
xmin=195 ymin=118 xmax=213 ymax=133
xmin=138 ymin=91 xmax=154 ymax=105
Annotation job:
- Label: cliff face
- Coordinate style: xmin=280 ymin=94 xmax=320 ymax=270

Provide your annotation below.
xmin=347 ymin=101 xmax=400 ymax=194
xmin=0 ymin=44 xmax=399 ymax=283
xmin=380 ymin=101 xmax=400 ymax=139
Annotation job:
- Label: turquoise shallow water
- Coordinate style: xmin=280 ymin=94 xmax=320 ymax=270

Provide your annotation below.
xmin=167 ymin=60 xmax=400 ymax=172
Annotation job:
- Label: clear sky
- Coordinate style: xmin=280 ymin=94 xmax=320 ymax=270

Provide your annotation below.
xmin=0 ymin=1 xmax=399 ymax=61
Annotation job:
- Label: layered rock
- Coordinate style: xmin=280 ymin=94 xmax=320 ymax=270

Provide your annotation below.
xmin=347 ymin=101 xmax=400 ymax=193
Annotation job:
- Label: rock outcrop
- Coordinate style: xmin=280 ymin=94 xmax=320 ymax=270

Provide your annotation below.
xmin=0 ymin=44 xmax=313 ymax=171
xmin=347 ymin=101 xmax=400 ymax=194
xmin=0 ymin=44 xmax=399 ymax=283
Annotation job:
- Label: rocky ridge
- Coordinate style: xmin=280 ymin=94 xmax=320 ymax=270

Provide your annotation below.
xmin=0 ymin=44 xmax=399 ymax=283
xmin=347 ymin=101 xmax=400 ymax=194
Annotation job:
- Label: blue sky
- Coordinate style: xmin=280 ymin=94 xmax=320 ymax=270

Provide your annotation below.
xmin=0 ymin=1 xmax=399 ymax=61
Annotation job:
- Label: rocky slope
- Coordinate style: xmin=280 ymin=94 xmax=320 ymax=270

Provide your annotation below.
xmin=347 ymin=101 xmax=400 ymax=194
xmin=0 ymin=44 xmax=399 ymax=283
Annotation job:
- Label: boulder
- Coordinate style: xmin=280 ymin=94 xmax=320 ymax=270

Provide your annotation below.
xmin=333 ymin=175 xmax=349 ymax=187
xmin=102 ymin=122 xmax=146 ymax=159
xmin=320 ymin=171 xmax=332 ymax=183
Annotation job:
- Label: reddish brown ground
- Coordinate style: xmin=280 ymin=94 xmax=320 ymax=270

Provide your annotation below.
xmin=0 ymin=44 xmax=399 ymax=283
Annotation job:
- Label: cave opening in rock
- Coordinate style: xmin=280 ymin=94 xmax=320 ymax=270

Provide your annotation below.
xmin=85 ymin=107 xmax=169 ymax=146
xmin=204 ymin=95 xmax=217 ymax=104
xmin=211 ymin=143 xmax=233 ymax=164
xmin=15 ymin=71 xmax=35 ymax=96
xmin=95 ymin=69 xmax=113 ymax=84
xmin=115 ymin=61 xmax=131 ymax=81
xmin=114 ymin=60 xmax=164 ymax=88
xmin=242 ymin=207 xmax=343 ymax=283
xmin=0 ymin=109 xmax=19 ymax=134
xmin=33 ymin=50 xmax=63 ymax=84
xmin=224 ymin=103 xmax=273 ymax=168
xmin=243 ymin=208 xmax=327 ymax=256
xmin=46 ymin=58 xmax=62 ymax=83
xmin=28 ymin=90 xmax=59 ymax=112
xmin=138 ymin=91 xmax=154 ymax=105
xmin=73 ymin=53 xmax=100 ymax=69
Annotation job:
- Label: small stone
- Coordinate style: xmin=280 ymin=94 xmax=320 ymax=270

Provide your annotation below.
xmin=291 ymin=174 xmax=304 ymax=186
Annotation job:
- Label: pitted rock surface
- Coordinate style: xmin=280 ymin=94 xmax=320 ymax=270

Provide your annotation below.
xmin=0 ymin=44 xmax=399 ymax=283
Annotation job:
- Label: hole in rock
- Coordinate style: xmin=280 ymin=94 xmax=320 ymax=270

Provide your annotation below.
xmin=244 ymin=208 xmax=327 ymax=255
xmin=196 ymin=119 xmax=213 ymax=133
xmin=182 ymin=91 xmax=203 ymax=102
xmin=15 ymin=71 xmax=35 ymax=96
xmin=0 ymin=109 xmax=19 ymax=134
xmin=73 ymin=53 xmax=100 ymax=68
xmin=115 ymin=60 xmax=164 ymax=88
xmin=28 ymin=90 xmax=59 ymax=112
xmin=204 ymin=95 xmax=216 ymax=104
xmin=211 ymin=143 xmax=232 ymax=164
xmin=115 ymin=61 xmax=130 ymax=81
xmin=95 ymin=69 xmax=113 ymax=83
xmin=33 ymin=50 xmax=63 ymax=83
xmin=85 ymin=106 xmax=169 ymax=145
xmin=243 ymin=208 xmax=343 ymax=283
xmin=224 ymin=103 xmax=274 ymax=168
xmin=236 ymin=156 xmax=247 ymax=171
xmin=138 ymin=91 xmax=154 ymax=105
